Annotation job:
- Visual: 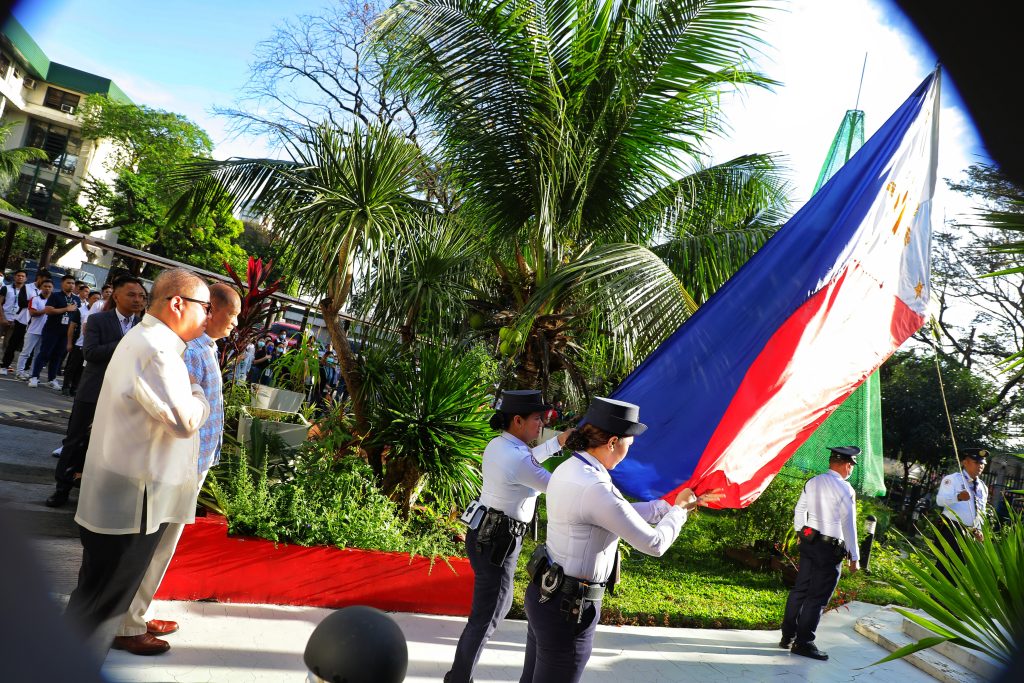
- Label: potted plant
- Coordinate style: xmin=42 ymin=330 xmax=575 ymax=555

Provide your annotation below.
xmin=237 ymin=406 xmax=312 ymax=449
xmin=251 ymin=334 xmax=320 ymax=411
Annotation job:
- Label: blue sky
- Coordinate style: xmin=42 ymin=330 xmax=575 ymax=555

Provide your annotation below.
xmin=13 ymin=0 xmax=987 ymax=210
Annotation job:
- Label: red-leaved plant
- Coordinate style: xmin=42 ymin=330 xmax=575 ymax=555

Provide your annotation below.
xmin=220 ymin=257 xmax=283 ymax=371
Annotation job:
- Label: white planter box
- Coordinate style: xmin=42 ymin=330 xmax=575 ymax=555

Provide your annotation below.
xmin=238 ymin=406 xmax=311 ymax=449
xmin=251 ymin=384 xmax=305 ymax=413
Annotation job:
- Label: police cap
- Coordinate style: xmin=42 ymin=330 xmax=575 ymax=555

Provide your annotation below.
xmin=828 ymin=445 xmax=860 ymax=464
xmin=962 ymin=447 xmax=989 ymax=464
xmin=496 ymin=389 xmax=551 ymax=414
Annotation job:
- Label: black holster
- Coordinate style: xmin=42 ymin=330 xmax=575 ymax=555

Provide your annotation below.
xmin=477 ymin=508 xmax=526 ymax=566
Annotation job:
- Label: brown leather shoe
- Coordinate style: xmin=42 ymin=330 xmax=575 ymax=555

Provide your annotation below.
xmin=146 ymin=619 xmax=179 ymax=635
xmin=111 ymin=633 xmax=170 ymax=656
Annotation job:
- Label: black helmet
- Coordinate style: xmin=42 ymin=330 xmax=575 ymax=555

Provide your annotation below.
xmin=304 ymin=606 xmax=408 ymax=683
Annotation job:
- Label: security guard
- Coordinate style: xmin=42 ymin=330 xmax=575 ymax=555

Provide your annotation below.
xmin=520 ymin=397 xmax=724 ymax=683
xmin=780 ymin=446 xmax=860 ymax=661
xmin=934 ymin=448 xmax=989 ymax=579
xmin=445 ymin=390 xmax=571 ymax=683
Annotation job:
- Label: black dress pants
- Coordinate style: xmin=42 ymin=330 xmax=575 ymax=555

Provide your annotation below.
xmin=63 ymin=346 xmax=85 ymax=394
xmin=1 ymin=320 xmax=26 ymax=368
xmin=53 ymin=400 xmax=97 ymax=492
xmin=935 ymin=517 xmax=969 ymax=583
xmin=520 ymin=581 xmax=600 ymax=683
xmin=780 ymin=539 xmax=843 ymax=646
xmin=447 ymin=526 xmax=523 ymax=683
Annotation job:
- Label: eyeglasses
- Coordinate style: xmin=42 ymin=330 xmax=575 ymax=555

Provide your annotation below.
xmin=167 ymin=296 xmax=212 ymax=315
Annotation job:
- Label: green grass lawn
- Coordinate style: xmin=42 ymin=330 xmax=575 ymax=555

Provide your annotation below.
xmin=506 ymin=509 xmax=913 ymax=630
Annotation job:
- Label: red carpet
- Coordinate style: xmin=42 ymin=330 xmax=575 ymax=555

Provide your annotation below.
xmin=156 ymin=516 xmax=474 ymax=615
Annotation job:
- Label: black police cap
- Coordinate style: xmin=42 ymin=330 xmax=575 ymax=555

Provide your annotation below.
xmin=495 ymin=389 xmax=551 ymax=414
xmin=581 ymin=397 xmax=648 ymax=436
xmin=828 ymin=445 xmax=860 ymax=464
xmin=962 ymin=447 xmax=989 ymax=463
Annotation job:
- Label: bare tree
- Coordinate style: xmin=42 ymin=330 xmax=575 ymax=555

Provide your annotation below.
xmin=217 ymin=0 xmax=418 ymax=145
xmin=915 ymin=165 xmax=1024 ymax=435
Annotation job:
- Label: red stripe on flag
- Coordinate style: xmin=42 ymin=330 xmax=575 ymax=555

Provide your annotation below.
xmin=661 ymin=276 xmax=923 ymax=508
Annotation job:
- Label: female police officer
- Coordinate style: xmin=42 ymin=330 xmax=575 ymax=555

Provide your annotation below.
xmin=520 ymin=397 xmax=724 ymax=683
xmin=445 ymin=390 xmax=572 ymax=683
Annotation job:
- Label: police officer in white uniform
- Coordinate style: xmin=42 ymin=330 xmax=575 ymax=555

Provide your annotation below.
xmin=934 ymin=448 xmax=988 ymax=579
xmin=780 ymin=446 xmax=860 ymax=661
xmin=520 ymin=397 xmax=724 ymax=683
xmin=445 ymin=390 xmax=571 ymax=683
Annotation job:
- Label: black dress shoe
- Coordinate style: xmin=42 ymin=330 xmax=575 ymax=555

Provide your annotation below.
xmin=45 ymin=489 xmax=70 ymax=508
xmin=779 ymin=634 xmax=795 ymax=648
xmin=791 ymin=642 xmax=829 ymax=660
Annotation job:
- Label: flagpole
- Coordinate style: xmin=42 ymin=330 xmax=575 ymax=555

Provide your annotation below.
xmin=854 ymin=53 xmax=868 ymax=110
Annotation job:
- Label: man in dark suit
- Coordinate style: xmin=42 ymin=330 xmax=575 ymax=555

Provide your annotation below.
xmin=46 ymin=276 xmax=147 ymax=507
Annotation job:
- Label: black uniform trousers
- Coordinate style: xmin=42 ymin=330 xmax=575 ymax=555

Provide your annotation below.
xmin=63 ymin=346 xmax=85 ymax=394
xmin=935 ymin=516 xmax=969 ymax=583
xmin=1 ymin=320 xmax=26 ymax=368
xmin=520 ymin=580 xmax=600 ymax=683
xmin=447 ymin=526 xmax=524 ymax=683
xmin=53 ymin=400 xmax=97 ymax=492
xmin=781 ymin=538 xmax=843 ymax=646
xmin=65 ymin=499 xmax=168 ymax=663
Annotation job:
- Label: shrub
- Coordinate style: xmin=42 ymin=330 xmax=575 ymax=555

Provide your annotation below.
xmin=208 ymin=442 xmax=462 ymax=560
xmin=362 ymin=342 xmax=492 ymax=513
xmin=874 ymin=511 xmax=1024 ymax=667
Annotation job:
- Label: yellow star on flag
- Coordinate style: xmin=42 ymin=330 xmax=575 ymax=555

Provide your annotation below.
xmin=914 ymin=281 xmax=924 ymax=298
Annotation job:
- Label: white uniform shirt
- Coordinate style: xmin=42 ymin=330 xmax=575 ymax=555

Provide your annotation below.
xmin=74 ymin=301 xmax=93 ymax=348
xmin=75 ymin=314 xmax=210 ymax=535
xmin=1 ymin=283 xmax=23 ymax=319
xmin=936 ymin=470 xmax=988 ymax=529
xmin=477 ymin=431 xmax=563 ymax=522
xmin=793 ymin=470 xmax=860 ymax=561
xmin=20 ymin=282 xmax=40 ymax=324
xmin=26 ymin=295 xmax=48 ymax=335
xmin=545 ymin=452 xmax=688 ymax=583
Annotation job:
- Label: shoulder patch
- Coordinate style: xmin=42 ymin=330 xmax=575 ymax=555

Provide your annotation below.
xmin=942 ymin=477 xmax=951 ymax=485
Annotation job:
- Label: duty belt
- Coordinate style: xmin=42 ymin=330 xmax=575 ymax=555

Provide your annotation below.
xmin=558 ymin=575 xmax=606 ymax=601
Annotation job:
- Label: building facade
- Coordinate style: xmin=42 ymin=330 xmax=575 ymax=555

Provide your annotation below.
xmin=0 ymin=17 xmax=127 ymax=265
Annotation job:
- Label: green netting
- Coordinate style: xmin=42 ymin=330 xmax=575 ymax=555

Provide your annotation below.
xmin=812 ymin=110 xmax=865 ymax=193
xmin=788 ymin=109 xmax=886 ymax=497
xmin=789 ymin=375 xmax=886 ymax=496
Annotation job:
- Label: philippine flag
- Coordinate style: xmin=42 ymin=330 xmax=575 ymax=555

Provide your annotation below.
xmin=610 ymin=70 xmax=940 ymax=508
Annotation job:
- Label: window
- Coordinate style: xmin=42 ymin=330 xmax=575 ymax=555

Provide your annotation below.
xmin=9 ymin=120 xmax=81 ymax=223
xmin=25 ymin=119 xmax=79 ymax=175
xmin=43 ymin=87 xmax=81 ymax=112
xmin=0 ymin=53 xmax=11 ymax=79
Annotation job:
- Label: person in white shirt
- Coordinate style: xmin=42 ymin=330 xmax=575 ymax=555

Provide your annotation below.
xmin=446 ymin=390 xmax=571 ymax=683
xmin=520 ymin=397 xmax=722 ymax=683
xmin=0 ymin=268 xmax=28 ymax=372
xmin=63 ymin=290 xmax=102 ymax=396
xmin=64 ymin=268 xmax=211 ymax=664
xmin=780 ymin=446 xmax=860 ymax=661
xmin=15 ymin=279 xmax=53 ymax=379
xmin=934 ymin=448 xmax=989 ymax=580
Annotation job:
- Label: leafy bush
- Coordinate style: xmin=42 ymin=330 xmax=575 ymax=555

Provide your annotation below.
xmin=362 ymin=342 xmax=492 ymax=512
xmin=712 ymin=469 xmax=807 ymax=550
xmin=875 ymin=511 xmax=1024 ymax=667
xmin=207 ymin=443 xmax=462 ymax=560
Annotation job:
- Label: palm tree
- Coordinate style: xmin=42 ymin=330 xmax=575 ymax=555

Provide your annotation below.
xmin=169 ymin=123 xmax=427 ymax=477
xmin=374 ymin=0 xmax=789 ymax=397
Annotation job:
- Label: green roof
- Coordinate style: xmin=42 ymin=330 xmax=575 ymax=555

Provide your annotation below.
xmin=1 ymin=16 xmax=132 ymax=103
